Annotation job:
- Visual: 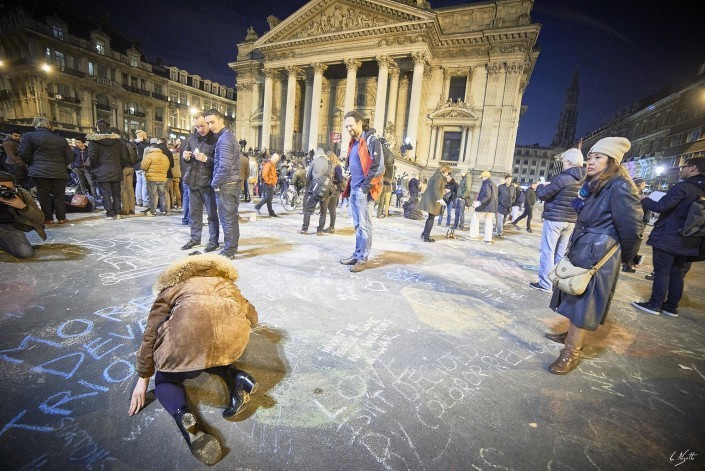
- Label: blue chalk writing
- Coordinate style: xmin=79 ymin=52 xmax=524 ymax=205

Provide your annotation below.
xmin=0 ymin=410 xmax=54 ymax=437
xmin=56 ymin=319 xmax=94 ymax=339
xmin=39 ymin=391 xmax=100 ymax=416
xmin=103 ymin=360 xmax=134 ymax=383
xmin=0 ymin=336 xmax=62 ymax=364
xmin=30 ymin=352 xmax=85 ymax=379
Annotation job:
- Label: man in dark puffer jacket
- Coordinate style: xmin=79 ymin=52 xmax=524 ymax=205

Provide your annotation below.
xmin=530 ymin=148 xmax=585 ymax=292
xmin=86 ymin=119 xmax=128 ymax=220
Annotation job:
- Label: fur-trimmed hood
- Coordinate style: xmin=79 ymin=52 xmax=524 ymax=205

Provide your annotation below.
xmin=85 ymin=133 xmax=122 ymax=144
xmin=153 ymin=254 xmax=238 ymax=295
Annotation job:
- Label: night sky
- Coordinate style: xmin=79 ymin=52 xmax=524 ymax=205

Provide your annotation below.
xmin=52 ymin=0 xmax=703 ymax=146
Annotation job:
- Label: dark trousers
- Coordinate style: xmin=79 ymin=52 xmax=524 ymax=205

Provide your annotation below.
xmin=98 ymin=181 xmax=122 ymax=217
xmin=649 ymin=248 xmax=692 ymax=310
xmin=189 ymin=186 xmax=219 ymax=244
xmin=7 ymin=163 xmax=29 ymax=189
xmin=326 ymin=190 xmax=340 ymax=229
xmin=513 ymin=205 xmax=534 ymax=229
xmin=216 ymin=184 xmax=240 ymax=253
xmin=255 ymin=183 xmax=275 ymax=215
xmin=155 ymin=366 xmax=229 ymax=416
xmin=34 ymin=177 xmax=68 ymax=221
xmin=302 ymin=192 xmax=329 ymax=231
xmin=422 ymin=213 xmax=435 ymax=238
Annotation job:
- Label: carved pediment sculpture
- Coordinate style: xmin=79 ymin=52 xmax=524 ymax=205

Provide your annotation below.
xmin=429 ymin=99 xmax=478 ymax=121
xmin=293 ymin=4 xmax=391 ymax=39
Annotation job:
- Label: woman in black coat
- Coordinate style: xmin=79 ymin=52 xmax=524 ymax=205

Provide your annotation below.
xmin=547 ymin=137 xmax=644 ymax=375
xmin=419 ymin=164 xmax=451 ymax=242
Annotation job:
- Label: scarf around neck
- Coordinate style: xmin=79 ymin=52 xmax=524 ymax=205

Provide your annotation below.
xmin=571 ymin=179 xmax=599 ymax=212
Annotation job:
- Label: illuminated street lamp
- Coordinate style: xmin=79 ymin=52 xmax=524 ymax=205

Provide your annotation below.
xmin=655 ymin=165 xmax=664 ymax=176
xmin=189 ymin=107 xmax=199 ymax=115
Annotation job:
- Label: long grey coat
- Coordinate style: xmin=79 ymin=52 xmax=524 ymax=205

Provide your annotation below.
xmin=550 ymin=175 xmax=644 ymax=330
xmin=420 ymin=171 xmax=446 ymax=216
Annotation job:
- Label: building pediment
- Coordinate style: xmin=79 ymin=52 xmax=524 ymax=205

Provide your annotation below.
xmin=255 ymin=0 xmax=436 ymax=50
xmin=429 ymin=100 xmax=478 ymax=122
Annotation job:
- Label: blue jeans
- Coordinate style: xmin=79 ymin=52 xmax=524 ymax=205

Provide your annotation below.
xmin=538 ymin=220 xmax=575 ymax=289
xmin=216 ymin=183 xmax=240 ymax=254
xmin=135 ymin=170 xmax=149 ymax=205
xmin=147 ymin=181 xmax=166 ymax=214
xmin=181 ymin=184 xmax=191 ymax=224
xmin=189 ymin=186 xmax=219 ymax=244
xmin=0 ymin=224 xmax=34 ymax=259
xmin=350 ymin=187 xmax=373 ymax=261
xmin=454 ymin=197 xmax=465 ymax=229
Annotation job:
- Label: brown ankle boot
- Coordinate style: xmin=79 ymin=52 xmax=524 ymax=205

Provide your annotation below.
xmin=548 ymin=323 xmax=586 ymax=375
xmin=545 ymin=331 xmax=568 ymax=343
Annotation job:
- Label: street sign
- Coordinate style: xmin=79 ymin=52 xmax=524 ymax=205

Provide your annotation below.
xmin=331 ymin=132 xmax=342 ymax=143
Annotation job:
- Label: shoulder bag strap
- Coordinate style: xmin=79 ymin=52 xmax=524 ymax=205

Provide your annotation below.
xmin=593 ymin=244 xmax=619 ymax=270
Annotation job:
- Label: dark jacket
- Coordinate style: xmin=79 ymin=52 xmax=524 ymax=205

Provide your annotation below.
xmin=157 ymin=143 xmax=174 ymax=178
xmin=134 ymin=140 xmax=150 ymax=171
xmin=445 ymin=179 xmax=458 ymax=202
xmin=1 ymin=186 xmax=47 ymax=240
xmin=71 ymin=146 xmax=89 ymax=169
xmin=181 ymin=132 xmax=217 ymax=190
xmin=3 ymin=137 xmax=23 ymax=166
xmin=525 ymin=187 xmax=537 ymax=206
xmin=536 ymin=166 xmax=585 ymax=222
xmin=403 ymin=197 xmax=424 ymax=220
xmin=420 ymin=171 xmax=446 ymax=216
xmin=641 ymin=174 xmax=705 ymax=258
xmin=211 ymin=129 xmax=241 ymax=189
xmin=408 ymin=177 xmax=419 ymax=194
xmin=458 ymin=175 xmax=472 ymax=199
xmin=475 ymin=178 xmax=498 ymax=213
xmin=550 ymin=175 xmax=644 ymax=330
xmin=497 ymin=183 xmax=514 ymax=215
xmin=18 ymin=128 xmax=73 ymax=179
xmin=240 ymin=153 xmax=249 ymax=192
xmin=86 ymin=133 xmax=126 ymax=183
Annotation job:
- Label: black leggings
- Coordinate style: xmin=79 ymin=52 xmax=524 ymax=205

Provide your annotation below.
xmin=422 ymin=213 xmax=435 ymax=238
xmin=155 ymin=366 xmax=229 ymax=416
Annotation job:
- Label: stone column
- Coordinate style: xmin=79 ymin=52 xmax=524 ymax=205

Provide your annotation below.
xmin=405 ymin=52 xmax=427 ymax=161
xmin=395 ymin=75 xmax=409 ymax=150
xmin=307 ymin=62 xmax=327 ymax=153
xmin=475 ymin=63 xmax=503 ymax=170
xmin=386 ymin=68 xmax=400 ymax=132
xmin=301 ymin=76 xmax=313 ymax=153
xmin=459 ymin=127 xmax=468 ymax=162
xmin=284 ymin=66 xmax=302 ymax=154
xmin=250 ymin=78 xmax=260 ymax=146
xmin=494 ymin=63 xmax=523 ymax=172
xmin=342 ymin=59 xmax=361 ymax=160
xmin=261 ymin=68 xmax=276 ymax=152
xmin=373 ymin=56 xmax=393 ymax=131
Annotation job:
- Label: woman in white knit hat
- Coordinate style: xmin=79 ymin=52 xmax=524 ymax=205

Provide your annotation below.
xmin=545 ymin=137 xmax=644 ymax=374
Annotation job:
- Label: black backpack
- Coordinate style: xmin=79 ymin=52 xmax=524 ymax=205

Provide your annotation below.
xmin=310 ymin=160 xmax=333 ymax=200
xmin=679 ymin=196 xmax=705 ymax=237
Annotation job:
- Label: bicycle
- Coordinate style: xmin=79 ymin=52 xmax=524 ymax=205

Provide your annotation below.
xmin=280 ymin=187 xmax=304 ymax=212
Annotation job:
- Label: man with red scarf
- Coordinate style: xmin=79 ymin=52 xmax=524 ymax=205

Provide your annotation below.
xmin=339 ymin=111 xmax=384 ymax=272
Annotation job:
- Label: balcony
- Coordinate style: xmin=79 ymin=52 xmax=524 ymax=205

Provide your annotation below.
xmin=124 ymin=109 xmax=146 ymax=118
xmin=152 ymin=92 xmax=168 ymax=101
xmin=63 ymin=68 xmax=85 ymax=79
xmin=123 ymin=85 xmax=151 ymax=97
xmin=48 ymin=92 xmax=81 ymax=104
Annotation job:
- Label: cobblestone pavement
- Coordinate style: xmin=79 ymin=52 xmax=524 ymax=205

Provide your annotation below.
xmin=1 ymin=200 xmax=703 ymax=470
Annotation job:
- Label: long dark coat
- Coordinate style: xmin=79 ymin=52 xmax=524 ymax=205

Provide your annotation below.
xmin=550 ymin=175 xmax=644 ymax=330
xmin=86 ymin=133 xmax=127 ymax=183
xmin=420 ymin=171 xmax=446 ymax=216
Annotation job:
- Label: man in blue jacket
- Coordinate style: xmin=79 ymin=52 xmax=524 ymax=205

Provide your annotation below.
xmin=205 ymin=109 xmax=241 ymax=259
xmin=633 ymin=156 xmax=705 ymax=317
xmin=530 ymin=148 xmax=585 ymax=293
xmin=469 ymin=171 xmax=497 ymax=244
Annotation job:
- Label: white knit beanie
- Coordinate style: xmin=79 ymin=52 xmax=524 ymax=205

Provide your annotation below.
xmin=589 ymin=137 xmax=631 ymax=163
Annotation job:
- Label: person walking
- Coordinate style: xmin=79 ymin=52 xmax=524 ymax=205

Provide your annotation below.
xmin=530 ymin=148 xmax=585 ymax=293
xmin=420 ymin=164 xmax=451 ymax=242
xmin=18 ymin=117 xmax=73 ymax=224
xmin=512 ymin=180 xmax=538 ymax=232
xmin=546 ymin=137 xmax=643 ymax=375
xmin=254 ymin=153 xmax=280 ymax=218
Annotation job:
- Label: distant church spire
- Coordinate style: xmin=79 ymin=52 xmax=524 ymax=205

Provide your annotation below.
xmin=551 ymin=68 xmax=579 ymax=148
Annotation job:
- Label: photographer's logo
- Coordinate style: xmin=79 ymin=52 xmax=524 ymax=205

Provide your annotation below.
xmin=670 ymin=450 xmax=697 ymax=467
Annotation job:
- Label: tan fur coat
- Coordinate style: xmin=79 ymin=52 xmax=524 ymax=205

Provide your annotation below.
xmin=136 ymin=254 xmax=258 ymax=377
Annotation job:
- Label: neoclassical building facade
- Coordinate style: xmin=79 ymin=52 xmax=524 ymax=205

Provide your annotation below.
xmin=231 ymin=0 xmax=540 ymax=184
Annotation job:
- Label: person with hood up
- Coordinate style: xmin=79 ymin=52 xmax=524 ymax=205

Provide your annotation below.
xmin=86 ymin=119 xmax=128 ymax=219
xmin=128 ymin=253 xmax=259 ymax=465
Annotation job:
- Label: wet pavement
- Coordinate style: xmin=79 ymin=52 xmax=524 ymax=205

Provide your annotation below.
xmin=1 ymin=200 xmax=703 ymax=470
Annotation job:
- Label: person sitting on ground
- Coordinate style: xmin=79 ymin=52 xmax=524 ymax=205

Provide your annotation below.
xmin=0 ymin=171 xmax=46 ymax=259
xmin=128 ymin=253 xmax=259 ymax=465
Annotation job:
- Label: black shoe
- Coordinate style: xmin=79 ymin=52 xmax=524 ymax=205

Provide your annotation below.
xmin=256 ymin=207 xmax=262 ymax=216
xmin=423 ymin=237 xmax=436 ymax=242
xmin=269 ymin=213 xmax=279 ymax=218
xmin=511 ymin=222 xmax=519 ymax=227
xmin=181 ymin=240 xmax=202 ymax=251
xmin=173 ymin=407 xmax=223 ymax=465
xmin=622 ymin=264 xmax=636 ymax=273
xmin=299 ymin=229 xmax=309 ymax=235
xmin=645 ymin=273 xmax=655 ymax=281
xmin=545 ymin=332 xmax=568 ymax=343
xmin=322 ymin=227 xmax=335 ymax=233
xmin=340 ymin=257 xmax=357 ymax=266
xmin=632 ymin=301 xmax=660 ymax=316
xmin=316 ymin=230 xmax=324 ymax=236
xmin=526 ymin=228 xmax=533 ymax=233
xmin=529 ymin=282 xmax=552 ymax=293
xmin=204 ymin=242 xmax=219 ymax=253
xmin=223 ymin=369 xmax=257 ymax=419
xmin=219 ymin=249 xmax=237 ymax=259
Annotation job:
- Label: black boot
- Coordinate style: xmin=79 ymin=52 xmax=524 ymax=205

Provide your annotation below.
xmin=173 ymin=407 xmax=223 ymax=465
xmin=223 ymin=369 xmax=257 ymax=419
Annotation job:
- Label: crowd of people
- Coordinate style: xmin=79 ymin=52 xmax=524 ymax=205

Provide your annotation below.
xmin=3 ymin=114 xmax=705 ymax=464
